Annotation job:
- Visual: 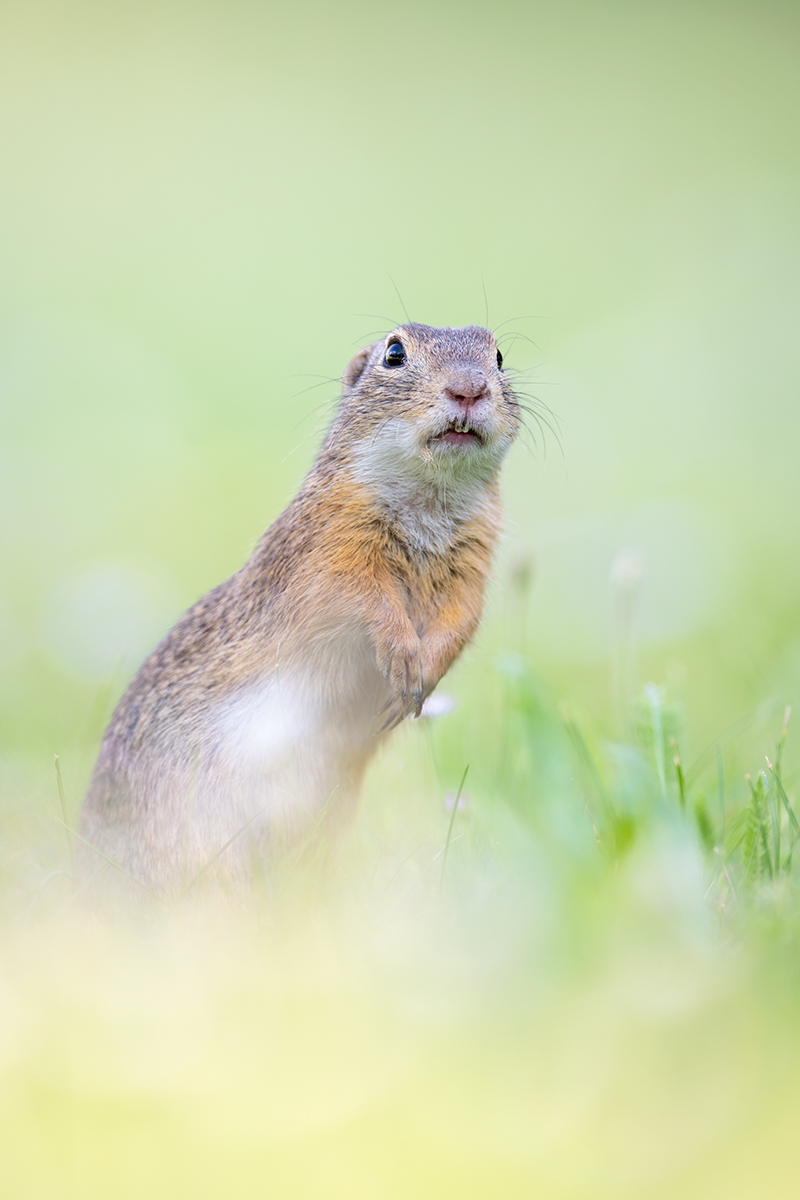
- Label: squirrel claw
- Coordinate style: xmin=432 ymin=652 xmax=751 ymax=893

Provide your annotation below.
xmin=374 ymin=634 xmax=424 ymax=729
xmin=377 ymin=685 xmax=424 ymax=732
xmin=378 ymin=706 xmax=406 ymax=734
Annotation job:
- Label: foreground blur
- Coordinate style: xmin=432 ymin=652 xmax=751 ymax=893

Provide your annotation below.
xmin=3 ymin=661 xmax=800 ymax=1198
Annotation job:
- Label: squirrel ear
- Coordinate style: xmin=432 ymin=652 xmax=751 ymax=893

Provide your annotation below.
xmin=342 ymin=344 xmax=375 ymax=395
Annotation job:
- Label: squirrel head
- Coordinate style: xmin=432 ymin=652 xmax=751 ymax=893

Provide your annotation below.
xmin=336 ymin=324 xmax=519 ymax=487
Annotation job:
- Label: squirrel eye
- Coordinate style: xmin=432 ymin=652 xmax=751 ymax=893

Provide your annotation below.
xmin=496 ymin=349 xmax=504 ymax=370
xmin=383 ymin=340 xmax=406 ymax=368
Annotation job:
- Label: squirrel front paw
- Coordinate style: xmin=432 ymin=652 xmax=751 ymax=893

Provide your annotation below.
xmin=376 ymin=634 xmax=424 ymax=729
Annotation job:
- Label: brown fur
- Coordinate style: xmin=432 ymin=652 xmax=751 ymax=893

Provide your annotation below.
xmin=79 ymin=323 xmax=519 ymax=898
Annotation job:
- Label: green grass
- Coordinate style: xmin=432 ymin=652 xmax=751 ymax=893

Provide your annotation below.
xmin=3 ymin=647 xmax=800 ymax=1199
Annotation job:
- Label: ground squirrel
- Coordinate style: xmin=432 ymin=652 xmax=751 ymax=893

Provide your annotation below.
xmin=79 ymin=323 xmax=520 ymax=897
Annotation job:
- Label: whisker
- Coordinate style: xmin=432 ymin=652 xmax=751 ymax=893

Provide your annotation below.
xmin=352 ymin=311 xmax=402 ymax=327
xmin=289 ymin=376 xmax=342 ymax=399
xmin=388 ymin=276 xmax=413 ymax=325
xmin=287 ymin=397 xmax=340 ymax=437
xmin=504 ymin=373 xmax=558 ymax=387
xmin=513 ymin=386 xmax=561 ymax=420
xmin=352 ymin=326 xmax=399 ymax=348
xmin=497 ymin=330 xmax=544 ymax=355
xmin=492 ymin=314 xmax=547 ymax=332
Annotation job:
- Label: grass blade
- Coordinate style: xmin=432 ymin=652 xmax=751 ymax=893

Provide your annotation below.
xmin=670 ymin=738 xmax=686 ymax=813
xmin=54 ymin=755 xmax=75 ymax=880
xmin=56 ymin=820 xmax=169 ymax=905
xmin=439 ymin=764 xmax=469 ymax=900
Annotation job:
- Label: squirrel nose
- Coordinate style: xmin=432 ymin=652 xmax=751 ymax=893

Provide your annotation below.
xmin=443 ymin=367 xmax=490 ymax=409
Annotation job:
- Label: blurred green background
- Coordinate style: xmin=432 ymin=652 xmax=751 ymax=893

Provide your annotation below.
xmin=3 ymin=0 xmax=799 ymax=770
xmin=2 ymin=3 xmax=800 ymax=1196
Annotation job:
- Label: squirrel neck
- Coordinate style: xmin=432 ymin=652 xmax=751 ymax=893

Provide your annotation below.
xmin=245 ymin=432 xmax=502 ymax=596
xmin=317 ymin=423 xmax=502 ymax=555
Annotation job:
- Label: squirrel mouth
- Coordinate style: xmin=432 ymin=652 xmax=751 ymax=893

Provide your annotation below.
xmin=429 ymin=420 xmax=484 ymax=449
